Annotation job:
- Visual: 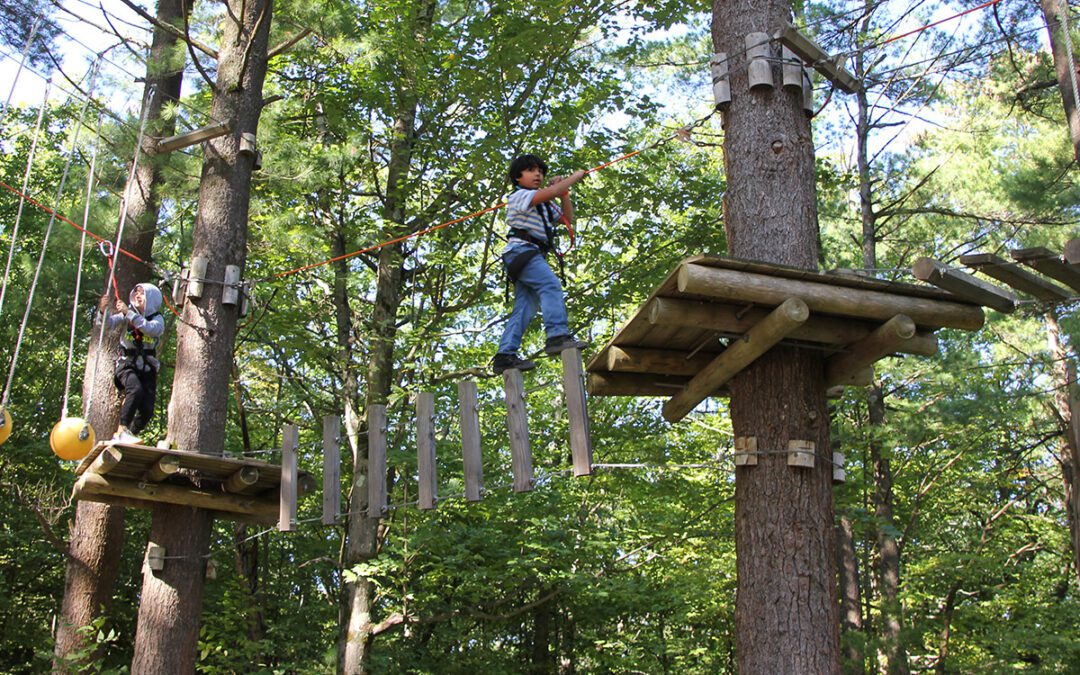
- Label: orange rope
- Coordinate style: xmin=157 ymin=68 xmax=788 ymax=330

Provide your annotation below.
xmin=879 ymin=0 xmax=1004 ymax=47
xmin=0 ymin=178 xmax=150 ymax=266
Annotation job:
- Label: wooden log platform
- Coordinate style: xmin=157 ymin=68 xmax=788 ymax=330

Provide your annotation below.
xmin=73 ymin=441 xmax=312 ymax=524
xmin=586 ymin=255 xmax=985 ymax=415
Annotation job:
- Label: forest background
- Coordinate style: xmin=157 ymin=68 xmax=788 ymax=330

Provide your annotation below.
xmin=0 ymin=0 xmax=1079 ymax=672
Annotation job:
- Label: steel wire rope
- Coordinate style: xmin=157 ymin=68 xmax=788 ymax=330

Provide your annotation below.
xmin=63 ymin=112 xmax=104 ymax=419
xmin=0 ymin=80 xmax=52 ymax=317
xmin=87 ymin=85 xmax=156 ymax=412
xmin=2 ymin=60 xmax=101 ymax=412
xmin=0 ymin=16 xmax=43 ymax=121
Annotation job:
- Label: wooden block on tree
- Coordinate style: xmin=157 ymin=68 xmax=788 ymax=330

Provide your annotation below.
xmin=832 ymin=451 xmax=846 ymax=484
xmin=787 ymin=440 xmax=815 ymax=468
xmin=278 ymin=424 xmax=298 ymax=532
xmin=561 ymin=349 xmax=593 ymax=477
xmin=912 ymin=257 xmax=1016 ymax=313
xmin=416 ymin=393 xmax=437 ymax=510
xmin=322 ymin=415 xmax=341 ymax=525
xmin=824 ymin=315 xmax=916 ymax=388
xmin=503 ymin=369 xmax=533 ymax=493
xmin=457 ymin=381 xmax=484 ymax=502
xmin=1011 ymin=247 xmax=1080 ymax=292
xmin=367 ymin=405 xmax=387 ymax=519
xmin=146 ymin=544 xmax=165 ymax=572
xmin=662 ymin=298 xmax=810 ymax=423
xmin=1064 ymin=239 xmax=1080 ymax=265
xmin=960 ymin=253 xmax=1071 ymax=301
xmin=734 ymin=436 xmax=758 ymax=466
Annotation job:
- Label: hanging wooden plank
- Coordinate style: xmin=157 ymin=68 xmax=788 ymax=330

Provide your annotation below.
xmin=647 ymin=297 xmax=939 ymax=356
xmin=1064 ymin=239 xmax=1080 ymax=265
xmin=279 ymin=424 xmax=298 ymax=532
xmin=676 ymin=263 xmax=984 ymax=331
xmin=457 ymin=381 xmax=483 ymax=502
xmin=503 ymin=369 xmax=533 ymax=492
xmin=912 ymin=257 xmax=1017 ymax=313
xmin=561 ymin=348 xmax=593 ymax=477
xmin=960 ymin=253 xmax=1071 ymax=301
xmin=322 ymin=415 xmax=341 ymax=525
xmin=224 ymin=466 xmax=259 ymax=493
xmin=142 ymin=455 xmax=181 ymax=483
xmin=367 ymin=405 xmax=387 ymax=519
xmin=1011 ymin=247 xmax=1080 ymax=292
xmin=824 ymin=315 xmax=918 ymax=388
xmin=662 ymin=298 xmax=809 ymax=423
xmin=416 ymin=393 xmax=437 ymax=510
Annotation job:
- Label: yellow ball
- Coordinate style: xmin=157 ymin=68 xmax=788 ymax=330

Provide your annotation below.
xmin=50 ymin=417 xmax=96 ymax=461
xmin=0 ymin=408 xmax=10 ymax=446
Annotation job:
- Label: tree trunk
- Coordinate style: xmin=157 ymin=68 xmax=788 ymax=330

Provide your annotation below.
xmin=54 ymin=0 xmax=187 ymax=666
xmin=530 ymin=597 xmax=554 ymax=674
xmin=129 ymin=0 xmax=272 ymax=669
xmin=837 ymin=515 xmax=866 ymax=674
xmin=1039 ymin=0 xmax=1080 ymax=164
xmin=1045 ymin=310 xmax=1080 ymax=587
xmin=713 ymin=1 xmax=840 ymax=671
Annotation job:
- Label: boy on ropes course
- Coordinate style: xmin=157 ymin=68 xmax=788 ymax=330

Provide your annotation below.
xmin=104 ymin=282 xmax=165 ymax=444
xmin=492 ymin=154 xmax=588 ymax=374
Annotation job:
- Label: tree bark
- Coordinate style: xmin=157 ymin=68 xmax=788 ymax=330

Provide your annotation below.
xmin=837 ymin=515 xmax=866 ymax=674
xmin=53 ymin=0 xmax=187 ymax=667
xmin=1045 ymin=310 xmax=1080 ymax=588
xmin=713 ymin=1 xmax=840 ymax=671
xmin=1039 ymin=0 xmax=1080 ymax=164
xmin=129 ymin=0 xmax=272 ymax=670
xmin=340 ymin=5 xmax=436 ymax=672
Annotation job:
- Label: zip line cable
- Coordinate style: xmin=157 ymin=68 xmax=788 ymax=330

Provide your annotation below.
xmin=1059 ymin=0 xmax=1080 ymax=132
xmin=0 ymin=16 xmax=43 ymax=121
xmin=2 ymin=60 xmax=100 ymax=412
xmin=0 ymin=80 xmax=52 ymax=318
xmin=64 ymin=113 xmax=104 ymax=420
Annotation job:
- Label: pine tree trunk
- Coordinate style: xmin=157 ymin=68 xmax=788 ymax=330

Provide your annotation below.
xmin=340 ymin=4 xmax=435 ymax=671
xmin=1040 ymin=0 xmax=1080 ymax=164
xmin=1045 ymin=310 xmax=1080 ymax=588
xmin=129 ymin=0 xmax=272 ymax=669
xmin=712 ymin=1 xmax=840 ymax=671
xmin=837 ymin=515 xmax=866 ymax=674
xmin=53 ymin=0 xmax=187 ymax=666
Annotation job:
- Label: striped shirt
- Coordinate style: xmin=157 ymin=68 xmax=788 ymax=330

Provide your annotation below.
xmin=504 ymin=188 xmax=561 ymax=253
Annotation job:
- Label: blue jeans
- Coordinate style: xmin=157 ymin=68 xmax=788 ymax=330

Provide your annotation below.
xmin=498 ymin=247 xmax=569 ymax=354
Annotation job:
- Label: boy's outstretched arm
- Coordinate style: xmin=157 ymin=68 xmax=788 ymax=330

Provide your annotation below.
xmin=530 ymin=170 xmax=586 ymax=213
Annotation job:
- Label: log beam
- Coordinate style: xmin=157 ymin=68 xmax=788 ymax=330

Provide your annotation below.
xmin=88 ymin=446 xmax=123 ymax=476
xmin=960 ymin=253 xmax=1071 ymax=301
xmin=223 ymin=466 xmax=259 ymax=493
xmin=662 ymin=298 xmax=809 ymax=422
xmin=676 ymin=263 xmax=984 ymax=330
xmin=607 ymin=346 xmax=718 ymax=376
xmin=587 ymin=372 xmax=695 ymax=397
xmin=647 ymin=297 xmax=938 ymax=356
xmin=825 ymin=315 xmax=918 ymax=388
xmin=155 ymin=120 xmax=233 ymax=154
xmin=1011 ymin=247 xmax=1080 ymax=292
xmin=74 ymin=472 xmax=277 ymax=519
xmin=912 ymin=257 xmax=1016 ymax=313
xmin=142 ymin=455 xmax=181 ymax=483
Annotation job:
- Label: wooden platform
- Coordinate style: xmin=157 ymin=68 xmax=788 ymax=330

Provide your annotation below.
xmin=73 ymin=441 xmax=311 ymax=524
xmin=586 ymin=255 xmax=985 ymax=421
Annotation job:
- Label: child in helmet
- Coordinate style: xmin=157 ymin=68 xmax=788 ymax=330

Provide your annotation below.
xmin=106 ymin=283 xmax=165 ymax=443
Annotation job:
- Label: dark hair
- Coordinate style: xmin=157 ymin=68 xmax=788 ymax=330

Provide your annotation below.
xmin=508 ymin=154 xmax=548 ymax=185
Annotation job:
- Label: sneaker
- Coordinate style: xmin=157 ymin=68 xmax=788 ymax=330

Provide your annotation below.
xmin=112 ymin=427 xmax=143 ymax=445
xmin=492 ymin=353 xmax=536 ymax=374
xmin=544 ymin=334 xmax=589 ymax=355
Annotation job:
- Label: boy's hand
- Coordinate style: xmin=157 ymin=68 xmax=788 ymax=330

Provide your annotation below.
xmin=116 ymin=300 xmax=129 ymax=314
